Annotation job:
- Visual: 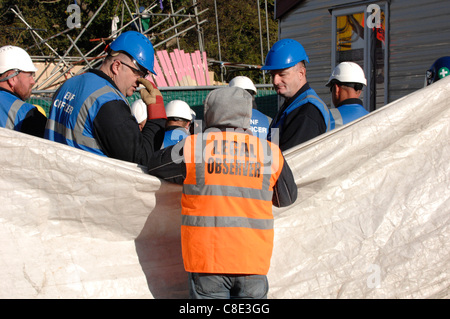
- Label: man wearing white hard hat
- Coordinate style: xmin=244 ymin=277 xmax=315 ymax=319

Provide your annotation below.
xmin=161 ymin=99 xmax=193 ymax=148
xmin=229 ymin=76 xmax=271 ymax=140
xmin=326 ymin=62 xmax=369 ymax=129
xmin=131 ymin=98 xmax=195 ymax=146
xmin=0 ymin=45 xmax=47 ymax=137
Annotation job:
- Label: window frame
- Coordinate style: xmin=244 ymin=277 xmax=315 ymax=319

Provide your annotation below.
xmin=331 ymin=2 xmax=389 ymax=110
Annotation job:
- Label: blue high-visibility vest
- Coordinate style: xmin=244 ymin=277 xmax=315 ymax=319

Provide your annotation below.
xmin=45 ymin=72 xmax=128 ymax=156
xmin=268 ymin=87 xmax=330 ymax=142
xmin=250 ymin=109 xmax=271 ymax=140
xmin=0 ymin=89 xmax=37 ymax=131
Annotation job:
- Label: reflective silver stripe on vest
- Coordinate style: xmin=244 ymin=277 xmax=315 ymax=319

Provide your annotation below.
xmin=46 ymin=119 xmax=100 ymax=149
xmin=182 ymin=215 xmax=274 ymax=230
xmin=183 ymin=183 xmax=273 ymax=201
xmin=330 ymin=108 xmax=343 ymax=128
xmin=6 ymin=99 xmax=25 ymax=129
xmin=47 ymin=85 xmax=126 ymax=150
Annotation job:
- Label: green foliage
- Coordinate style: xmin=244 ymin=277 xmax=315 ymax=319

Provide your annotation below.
xmin=0 ymin=0 xmax=122 ymax=56
xmin=0 ymin=0 xmax=278 ymax=84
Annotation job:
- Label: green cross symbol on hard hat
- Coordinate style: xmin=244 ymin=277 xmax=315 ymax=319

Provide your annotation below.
xmin=438 ymin=67 xmax=449 ymax=79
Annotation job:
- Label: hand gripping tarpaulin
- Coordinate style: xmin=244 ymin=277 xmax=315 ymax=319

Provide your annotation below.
xmin=0 ymin=77 xmax=449 ymax=298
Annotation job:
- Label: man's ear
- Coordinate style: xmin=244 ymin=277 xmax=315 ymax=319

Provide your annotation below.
xmin=298 ymin=63 xmax=306 ymax=78
xmin=2 ymin=70 xmax=17 ymax=88
xmin=110 ymin=59 xmax=121 ymax=76
xmin=334 ymin=84 xmax=341 ymax=96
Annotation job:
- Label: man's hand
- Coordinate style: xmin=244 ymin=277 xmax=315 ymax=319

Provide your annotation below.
xmin=138 ymin=78 xmax=166 ymax=119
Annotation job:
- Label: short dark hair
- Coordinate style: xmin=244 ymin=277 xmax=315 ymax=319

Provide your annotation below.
xmin=168 ymin=117 xmax=190 ymax=123
xmin=330 ymin=80 xmax=363 ymax=92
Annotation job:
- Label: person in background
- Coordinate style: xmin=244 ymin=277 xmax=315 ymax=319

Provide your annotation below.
xmin=262 ymin=38 xmax=330 ymax=152
xmin=425 ymin=56 xmax=450 ymax=86
xmin=326 ymin=62 xmax=369 ymax=129
xmin=229 ymin=75 xmax=271 ymax=139
xmin=146 ymin=87 xmax=297 ymax=299
xmin=161 ymin=99 xmax=193 ymax=148
xmin=131 ymin=98 xmax=147 ymax=131
xmin=0 ymin=45 xmax=47 ymax=137
xmin=45 ymin=31 xmax=166 ymax=165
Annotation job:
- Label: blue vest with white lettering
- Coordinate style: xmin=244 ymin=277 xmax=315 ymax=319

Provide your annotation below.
xmin=329 ymin=103 xmax=369 ymax=130
xmin=45 ymin=72 xmax=128 ymax=156
xmin=250 ymin=109 xmax=270 ymax=140
xmin=0 ymin=89 xmax=37 ymax=131
xmin=161 ymin=127 xmax=189 ymax=148
xmin=268 ymin=87 xmax=330 ymax=141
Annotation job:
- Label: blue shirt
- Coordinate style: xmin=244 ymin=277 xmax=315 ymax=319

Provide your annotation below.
xmin=162 ymin=126 xmax=189 ymax=148
xmin=329 ymin=98 xmax=369 ymax=129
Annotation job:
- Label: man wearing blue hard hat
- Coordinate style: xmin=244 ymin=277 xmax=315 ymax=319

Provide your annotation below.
xmin=425 ymin=56 xmax=450 ymax=86
xmin=262 ymin=38 xmax=330 ymax=152
xmin=45 ymin=31 xmax=167 ymax=165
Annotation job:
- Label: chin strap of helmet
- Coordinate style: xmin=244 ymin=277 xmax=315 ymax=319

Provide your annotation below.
xmin=0 ymin=70 xmax=19 ymax=82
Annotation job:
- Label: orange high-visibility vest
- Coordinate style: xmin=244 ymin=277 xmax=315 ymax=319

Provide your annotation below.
xmin=181 ymin=130 xmax=284 ymax=275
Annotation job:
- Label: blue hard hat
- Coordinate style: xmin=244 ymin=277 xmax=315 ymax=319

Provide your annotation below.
xmin=109 ymin=31 xmax=156 ymax=75
xmin=426 ymin=56 xmax=450 ymax=85
xmin=261 ymin=38 xmax=309 ymax=70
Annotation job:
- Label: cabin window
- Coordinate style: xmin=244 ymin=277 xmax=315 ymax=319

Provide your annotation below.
xmin=331 ymin=2 xmax=389 ymax=111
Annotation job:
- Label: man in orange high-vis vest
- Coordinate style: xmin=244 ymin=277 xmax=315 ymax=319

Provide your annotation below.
xmin=147 ymin=87 xmax=297 ymax=299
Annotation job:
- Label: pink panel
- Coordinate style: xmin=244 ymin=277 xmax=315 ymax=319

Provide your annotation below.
xmin=173 ymin=49 xmax=187 ymax=85
xmin=151 ymin=54 xmax=167 ymax=87
xmin=162 ymin=50 xmax=179 ymax=86
xmin=170 ymin=51 xmax=184 ymax=85
xmin=157 ymin=50 xmax=175 ymax=87
xmin=194 ymin=50 xmax=206 ymax=86
xmin=182 ymin=51 xmax=196 ymax=85
xmin=191 ymin=52 xmax=202 ymax=86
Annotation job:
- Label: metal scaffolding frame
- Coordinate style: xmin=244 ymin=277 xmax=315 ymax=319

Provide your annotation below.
xmin=9 ymin=0 xmax=273 ymax=92
xmin=10 ymin=0 xmax=209 ymax=91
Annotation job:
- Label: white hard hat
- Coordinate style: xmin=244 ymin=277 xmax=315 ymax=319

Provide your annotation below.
xmin=229 ymin=76 xmax=257 ymax=94
xmin=131 ymin=99 xmax=147 ymax=123
xmin=0 ymin=45 xmax=37 ymax=74
xmin=190 ymin=108 xmax=196 ymax=121
xmin=165 ymin=100 xmax=193 ymax=121
xmin=326 ymin=61 xmax=367 ymax=87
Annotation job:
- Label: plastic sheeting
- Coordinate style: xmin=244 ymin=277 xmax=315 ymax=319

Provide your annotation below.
xmin=1 ymin=77 xmax=449 ymax=299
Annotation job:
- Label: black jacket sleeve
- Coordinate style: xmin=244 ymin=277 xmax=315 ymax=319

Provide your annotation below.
xmin=147 ymin=139 xmax=187 ymax=185
xmin=272 ymin=154 xmax=297 ymax=207
xmin=278 ymin=103 xmax=326 ymax=152
xmin=93 ymin=99 xmax=166 ymax=166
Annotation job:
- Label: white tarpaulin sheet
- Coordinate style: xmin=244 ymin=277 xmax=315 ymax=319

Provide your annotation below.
xmin=1 ymin=77 xmax=449 ymax=299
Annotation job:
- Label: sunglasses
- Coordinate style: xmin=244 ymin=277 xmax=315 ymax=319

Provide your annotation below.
xmin=116 ymin=60 xmax=147 ymax=78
